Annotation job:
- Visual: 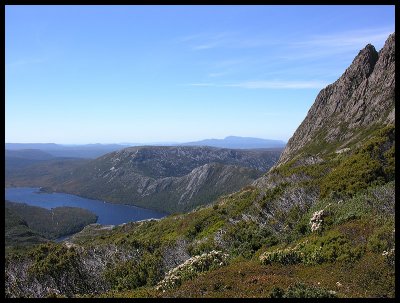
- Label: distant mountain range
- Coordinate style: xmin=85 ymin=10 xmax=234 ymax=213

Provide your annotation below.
xmin=181 ymin=136 xmax=286 ymax=149
xmin=5 ymin=137 xmax=286 ymax=159
xmin=5 ymin=143 xmax=133 ymax=159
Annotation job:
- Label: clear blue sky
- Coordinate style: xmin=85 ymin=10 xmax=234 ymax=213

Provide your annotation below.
xmin=5 ymin=5 xmax=395 ymax=144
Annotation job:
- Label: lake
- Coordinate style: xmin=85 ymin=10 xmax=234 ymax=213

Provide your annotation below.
xmin=5 ymin=187 xmax=166 ymax=226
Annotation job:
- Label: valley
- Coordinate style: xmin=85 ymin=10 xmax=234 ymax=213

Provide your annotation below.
xmin=6 ymin=146 xmax=282 ymax=213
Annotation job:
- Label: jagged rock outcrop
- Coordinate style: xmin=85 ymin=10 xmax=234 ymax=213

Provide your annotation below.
xmin=278 ymin=33 xmax=395 ymax=165
xmin=253 ymin=33 xmax=395 ymax=223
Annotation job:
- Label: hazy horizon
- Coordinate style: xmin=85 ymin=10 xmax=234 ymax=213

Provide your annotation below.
xmin=6 ymin=5 xmax=395 ymax=144
xmin=5 ymin=135 xmax=287 ymax=146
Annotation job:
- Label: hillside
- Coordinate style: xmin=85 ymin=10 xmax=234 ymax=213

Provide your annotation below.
xmin=5 ymin=149 xmax=54 ymax=160
xmin=5 ymin=201 xmax=98 ymax=240
xmin=5 ymin=149 xmax=55 ymax=171
xmin=4 ymin=33 xmax=395 ymax=298
xmin=5 ymin=207 xmax=48 ymax=250
xmin=5 ymin=158 xmax=90 ymax=188
xmin=16 ymin=146 xmax=281 ymax=213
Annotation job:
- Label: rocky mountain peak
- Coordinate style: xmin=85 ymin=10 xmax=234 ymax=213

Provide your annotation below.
xmin=341 ymin=43 xmax=378 ymax=84
xmin=276 ymin=32 xmax=395 ymax=165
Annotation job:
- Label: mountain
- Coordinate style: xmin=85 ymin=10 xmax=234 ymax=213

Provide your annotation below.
xmin=5 ymin=149 xmax=56 ymax=171
xmin=6 ymin=143 xmax=61 ymax=150
xmin=8 ymin=146 xmax=282 ymax=214
xmin=277 ymin=33 xmax=395 ymax=165
xmin=182 ymin=136 xmax=286 ymax=149
xmin=5 ymin=143 xmax=134 ymax=159
xmin=5 ymin=139 xmax=285 ymax=159
xmin=5 ymin=149 xmax=55 ymax=160
xmin=5 ymin=158 xmax=91 ymax=188
xmin=5 ymin=33 xmax=395 ymax=298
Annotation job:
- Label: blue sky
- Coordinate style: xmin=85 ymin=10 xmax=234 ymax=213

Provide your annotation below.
xmin=5 ymin=5 xmax=395 ymax=144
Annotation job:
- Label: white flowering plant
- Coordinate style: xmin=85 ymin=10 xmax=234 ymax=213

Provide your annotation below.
xmin=156 ymin=250 xmax=229 ymax=291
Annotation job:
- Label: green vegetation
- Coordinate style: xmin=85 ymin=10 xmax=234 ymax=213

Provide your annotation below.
xmin=260 ymin=225 xmax=367 ymax=266
xmin=5 ymin=201 xmax=97 ymax=243
xmin=5 ymin=207 xmax=48 ymax=251
xmin=156 ymin=250 xmax=229 ymax=291
xmin=269 ymin=283 xmax=337 ymax=298
xmin=5 ymin=158 xmax=90 ymax=188
xmin=103 ymin=250 xmax=163 ymax=291
xmin=223 ymin=220 xmax=277 ymax=259
xmin=272 ymin=125 xmax=395 ymax=203
xmin=28 ymin=242 xmax=81 ymax=280
xmin=320 ymin=125 xmax=394 ymax=198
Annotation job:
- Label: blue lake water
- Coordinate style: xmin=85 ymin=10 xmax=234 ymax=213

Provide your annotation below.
xmin=5 ymin=187 xmax=166 ymax=225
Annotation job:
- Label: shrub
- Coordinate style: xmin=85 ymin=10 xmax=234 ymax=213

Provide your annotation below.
xmin=320 ymin=125 xmax=394 ymax=198
xmin=28 ymin=243 xmax=80 ymax=280
xmin=187 ymin=237 xmax=218 ymax=256
xmin=367 ymin=223 xmax=395 ymax=253
xmin=260 ymin=230 xmax=365 ymax=266
xmin=223 ymin=221 xmax=275 ymax=259
xmin=260 ymin=242 xmax=305 ymax=265
xmin=155 ymin=250 xmax=229 ymax=291
xmin=368 ymin=221 xmax=395 ymax=267
xmin=103 ymin=250 xmax=163 ymax=291
xmin=283 ymin=282 xmax=337 ymax=298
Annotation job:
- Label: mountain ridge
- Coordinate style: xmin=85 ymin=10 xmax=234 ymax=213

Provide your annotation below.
xmin=276 ymin=33 xmax=395 ymax=166
xmin=182 ymin=136 xmax=286 ymax=149
xmin=6 ymin=146 xmax=282 ymax=213
xmin=5 ymin=136 xmax=285 ymax=158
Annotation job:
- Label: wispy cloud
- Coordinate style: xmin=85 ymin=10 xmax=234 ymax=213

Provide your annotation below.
xmin=226 ymin=80 xmax=328 ymax=89
xmin=183 ymin=27 xmax=393 ymax=88
xmin=187 ymin=80 xmax=328 ymax=89
xmin=177 ymin=31 xmax=279 ymax=51
xmin=188 ymin=83 xmax=218 ymax=87
xmin=180 ymin=27 xmax=393 ymax=53
xmin=297 ymin=27 xmax=393 ymax=48
xmin=282 ymin=27 xmax=394 ymax=60
xmin=6 ymin=57 xmax=47 ymax=68
xmin=177 ymin=32 xmax=237 ymax=50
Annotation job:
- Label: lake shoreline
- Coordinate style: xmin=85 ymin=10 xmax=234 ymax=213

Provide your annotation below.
xmin=5 ymin=187 xmax=167 ymax=226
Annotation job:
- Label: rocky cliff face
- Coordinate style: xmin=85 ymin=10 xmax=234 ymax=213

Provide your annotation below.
xmin=253 ymin=33 xmax=395 ymax=221
xmin=278 ymin=33 xmax=395 ymax=165
xmin=100 ymin=146 xmax=280 ymax=178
